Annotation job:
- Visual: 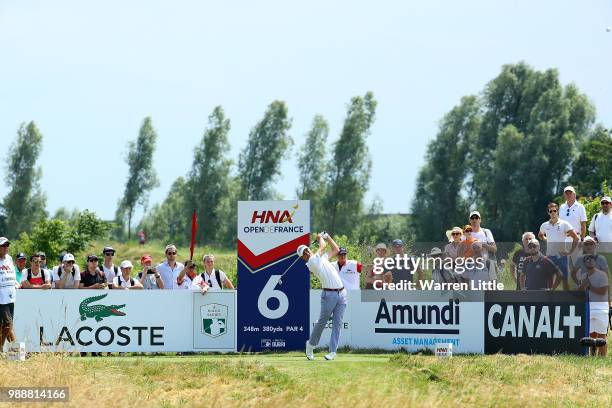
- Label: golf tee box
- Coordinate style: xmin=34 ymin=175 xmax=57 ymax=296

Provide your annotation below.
xmin=7 ymin=342 xmax=26 ymax=361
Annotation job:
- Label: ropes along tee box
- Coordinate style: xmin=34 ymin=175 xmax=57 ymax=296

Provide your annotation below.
xmin=237 ymin=200 xmax=310 ymax=351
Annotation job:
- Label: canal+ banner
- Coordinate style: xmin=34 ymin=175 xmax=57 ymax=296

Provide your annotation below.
xmin=237 ymin=200 xmax=310 ymax=351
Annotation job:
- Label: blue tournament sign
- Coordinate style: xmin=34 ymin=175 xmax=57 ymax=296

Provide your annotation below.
xmin=237 ymin=200 xmax=310 ymax=351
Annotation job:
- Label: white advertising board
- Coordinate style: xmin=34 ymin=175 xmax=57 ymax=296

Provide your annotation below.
xmin=13 ymin=290 xmax=236 ymax=352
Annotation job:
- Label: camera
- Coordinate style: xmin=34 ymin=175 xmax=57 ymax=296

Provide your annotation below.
xmin=146 ymin=266 xmax=155 ymax=275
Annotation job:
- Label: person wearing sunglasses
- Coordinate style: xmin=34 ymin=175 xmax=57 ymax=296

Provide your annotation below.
xmin=176 ymin=260 xmax=210 ymax=293
xmin=0 ymin=237 xmax=18 ymax=350
xmin=559 ymin=186 xmax=587 ymax=269
xmin=468 ymin=211 xmax=497 ymax=280
xmin=53 ymin=253 xmax=81 ymax=289
xmin=156 ymin=244 xmax=184 ymax=290
xmin=79 ymin=254 xmax=108 ymax=289
xmin=571 ymin=236 xmax=608 ymax=287
xmin=538 ymin=202 xmax=578 ymax=290
xmin=100 ymin=246 xmax=120 ymax=284
xmin=520 ymin=239 xmax=565 ymax=290
xmin=588 ymin=196 xmax=612 ymax=305
xmin=20 ymin=253 xmax=52 ymax=289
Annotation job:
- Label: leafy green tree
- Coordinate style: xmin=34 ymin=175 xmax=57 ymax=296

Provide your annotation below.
xmin=186 ymin=106 xmax=232 ymax=245
xmin=410 ymin=96 xmax=479 ymax=241
xmin=117 ymin=117 xmax=160 ymax=239
xmin=297 ymin=115 xmax=329 ymax=232
xmin=238 ymin=101 xmax=292 ymax=200
xmin=324 ymin=92 xmax=377 ymax=236
xmin=1 ymin=121 xmax=47 ymax=238
xmin=570 ymin=126 xmax=612 ymax=197
xmin=139 ymin=177 xmax=189 ymax=245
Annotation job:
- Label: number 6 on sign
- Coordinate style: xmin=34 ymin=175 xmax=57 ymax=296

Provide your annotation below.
xmin=257 ymin=275 xmax=289 ymax=319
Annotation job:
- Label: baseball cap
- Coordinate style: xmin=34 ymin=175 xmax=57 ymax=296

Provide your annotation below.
xmin=375 ymin=243 xmax=387 ymax=251
xmin=600 ymin=196 xmax=611 ymax=204
xmin=62 ymin=253 xmax=75 ymax=262
xmin=86 ymin=254 xmax=99 ymax=262
xmin=0 ymin=237 xmax=9 ymax=246
xmin=469 ymin=210 xmax=481 ymax=219
xmin=527 ymin=238 xmax=540 ymax=246
xmin=582 ymin=236 xmax=596 ymax=244
xmin=141 ymin=254 xmax=152 ymax=264
xmin=392 ymin=239 xmax=404 ymax=247
xmin=103 ymin=246 xmax=116 ymax=254
xmin=120 ymin=260 xmax=133 ymax=269
xmin=338 ymin=247 xmax=348 ymax=255
xmin=16 ymin=252 xmax=27 ymax=260
xmin=563 ymin=186 xmax=576 ymax=194
xmin=296 ymin=244 xmax=309 ymax=257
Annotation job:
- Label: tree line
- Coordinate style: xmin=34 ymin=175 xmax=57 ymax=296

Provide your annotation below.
xmin=2 ymin=62 xmax=610 ymax=248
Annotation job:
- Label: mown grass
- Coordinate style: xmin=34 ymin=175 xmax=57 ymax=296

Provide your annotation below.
xmin=1 ymin=351 xmax=610 ymax=407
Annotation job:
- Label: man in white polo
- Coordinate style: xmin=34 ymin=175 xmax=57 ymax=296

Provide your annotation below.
xmin=539 ymin=202 xmax=579 ymax=290
xmin=333 ymin=247 xmax=362 ymax=290
xmin=589 ymin=196 xmax=612 ymax=307
xmin=559 ymin=186 xmax=587 ymax=270
xmin=157 ymin=244 xmax=184 ymax=290
xmin=298 ymin=232 xmax=346 ymax=361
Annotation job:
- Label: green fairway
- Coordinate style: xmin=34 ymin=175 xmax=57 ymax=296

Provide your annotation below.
xmin=2 ymin=351 xmax=610 ymax=407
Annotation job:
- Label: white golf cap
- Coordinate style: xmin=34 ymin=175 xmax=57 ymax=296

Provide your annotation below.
xmin=429 ymin=247 xmax=443 ymax=256
xmin=296 ymin=244 xmax=309 ymax=257
xmin=527 ymin=238 xmax=540 ymax=246
xmin=62 ymin=253 xmax=75 ymax=262
xmin=600 ymin=196 xmax=611 ymax=203
xmin=563 ymin=186 xmax=576 ymax=194
xmin=0 ymin=237 xmax=8 ymax=246
xmin=375 ymin=243 xmax=387 ymax=250
xmin=469 ymin=211 xmax=481 ymax=218
xmin=582 ymin=236 xmax=596 ymax=244
xmin=120 ymin=260 xmax=133 ymax=269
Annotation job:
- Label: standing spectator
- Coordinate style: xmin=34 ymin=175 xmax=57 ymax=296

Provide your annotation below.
xmin=576 ymin=254 xmax=609 ymax=356
xmin=20 ymin=253 xmax=52 ymax=289
xmin=520 ymin=239 xmax=565 ymax=290
xmin=39 ymin=252 xmax=49 ymax=270
xmin=390 ymin=239 xmax=423 ymax=285
xmin=138 ymin=231 xmax=146 ymax=246
xmin=100 ymin=246 xmax=119 ymax=284
xmin=571 ymin=236 xmax=609 ymax=286
xmin=137 ymin=254 xmax=164 ymax=289
xmin=539 ymin=202 xmax=578 ymax=290
xmin=589 ymin=196 xmax=612 ymax=274
xmin=0 ymin=237 xmax=17 ymax=350
xmin=365 ymin=243 xmax=390 ymax=289
xmin=53 ymin=253 xmax=81 ymax=289
xmin=511 ymin=232 xmax=536 ymax=290
xmin=462 ymin=225 xmax=479 ymax=260
xmin=112 ymin=260 xmax=143 ymax=290
xmin=199 ymin=254 xmax=234 ymax=290
xmin=560 ymin=186 xmax=587 ymax=268
xmin=157 ymin=245 xmax=184 ymax=290
xmin=444 ymin=227 xmax=464 ymax=259
xmin=333 ymin=247 xmax=362 ymax=290
xmin=177 ymin=260 xmax=209 ymax=292
xmin=79 ymin=254 xmax=107 ymax=289
xmin=468 ymin=211 xmax=497 ymax=279
xmin=429 ymin=247 xmax=456 ymax=284
xmin=14 ymin=253 xmax=27 ymax=284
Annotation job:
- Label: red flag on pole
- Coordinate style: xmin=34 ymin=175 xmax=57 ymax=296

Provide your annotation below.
xmin=190 ymin=209 xmax=197 ymax=260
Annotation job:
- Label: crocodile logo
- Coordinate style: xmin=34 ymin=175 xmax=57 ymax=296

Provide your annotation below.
xmin=79 ymin=294 xmax=126 ymax=322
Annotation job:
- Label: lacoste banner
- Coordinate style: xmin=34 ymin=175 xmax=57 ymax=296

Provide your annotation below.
xmin=237 ymin=200 xmax=310 ymax=351
xmin=13 ymin=290 xmax=236 ymax=352
xmin=484 ymin=291 xmax=588 ymax=355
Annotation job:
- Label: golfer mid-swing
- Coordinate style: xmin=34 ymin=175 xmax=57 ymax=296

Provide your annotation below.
xmin=297 ymin=232 xmax=347 ymax=361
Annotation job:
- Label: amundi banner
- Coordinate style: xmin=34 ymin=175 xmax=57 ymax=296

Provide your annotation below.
xmin=237 ymin=200 xmax=310 ymax=351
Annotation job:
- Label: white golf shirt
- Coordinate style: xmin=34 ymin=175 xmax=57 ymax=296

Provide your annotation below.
xmin=589 ymin=211 xmax=612 ymax=252
xmin=333 ymin=260 xmax=362 ymax=290
xmin=560 ymin=201 xmax=587 ymax=238
xmin=540 ymin=219 xmax=574 ymax=256
xmin=0 ymin=255 xmax=16 ymax=304
xmin=306 ymin=252 xmax=343 ymax=289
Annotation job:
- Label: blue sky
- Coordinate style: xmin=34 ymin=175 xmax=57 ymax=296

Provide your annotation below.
xmin=1 ymin=0 xmax=611 ymax=222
